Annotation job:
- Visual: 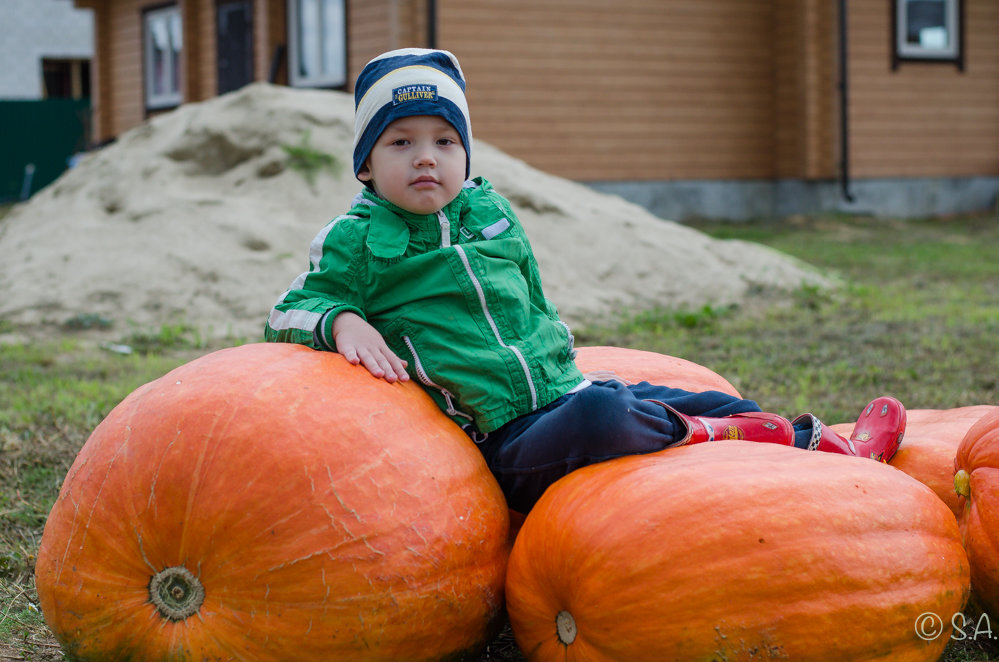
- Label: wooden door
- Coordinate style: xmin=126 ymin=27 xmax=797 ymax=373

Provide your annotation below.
xmin=217 ymin=0 xmax=254 ymax=94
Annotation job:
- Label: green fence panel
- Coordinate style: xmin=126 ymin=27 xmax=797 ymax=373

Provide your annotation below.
xmin=0 ymin=98 xmax=91 ymax=202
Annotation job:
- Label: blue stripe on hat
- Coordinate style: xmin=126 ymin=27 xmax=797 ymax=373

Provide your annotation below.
xmin=354 ymin=50 xmax=466 ymax=104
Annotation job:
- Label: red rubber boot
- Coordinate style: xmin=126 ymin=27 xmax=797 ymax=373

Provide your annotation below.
xmin=791 ymin=396 xmax=906 ymax=463
xmin=647 ymin=400 xmax=796 ymax=447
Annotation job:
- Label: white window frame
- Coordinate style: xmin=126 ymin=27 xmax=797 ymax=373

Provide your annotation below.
xmin=287 ymin=0 xmax=347 ymax=88
xmin=895 ymin=0 xmax=961 ymax=61
xmin=143 ymin=5 xmax=183 ymax=109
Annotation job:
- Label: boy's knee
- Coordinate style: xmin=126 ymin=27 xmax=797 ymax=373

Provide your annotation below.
xmin=570 ymin=384 xmax=632 ymax=425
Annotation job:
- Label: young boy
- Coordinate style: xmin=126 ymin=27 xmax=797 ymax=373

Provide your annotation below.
xmin=265 ymin=48 xmax=905 ymax=513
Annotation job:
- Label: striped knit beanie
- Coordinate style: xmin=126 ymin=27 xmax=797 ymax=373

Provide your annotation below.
xmin=353 ymin=48 xmax=472 ymax=180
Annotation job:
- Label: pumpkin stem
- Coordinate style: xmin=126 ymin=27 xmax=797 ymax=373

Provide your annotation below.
xmin=556 ymin=610 xmax=577 ymax=645
xmin=149 ymin=566 xmax=204 ymax=621
xmin=954 ymin=469 xmax=971 ymax=499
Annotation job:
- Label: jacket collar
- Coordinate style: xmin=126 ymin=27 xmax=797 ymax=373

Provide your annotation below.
xmin=357 ymin=185 xmax=467 ymax=228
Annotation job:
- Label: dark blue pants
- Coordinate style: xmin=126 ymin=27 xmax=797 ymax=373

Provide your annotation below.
xmin=478 ymin=381 xmax=772 ymax=513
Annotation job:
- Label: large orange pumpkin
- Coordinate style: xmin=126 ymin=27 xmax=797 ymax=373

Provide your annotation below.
xmin=507 ymin=441 xmax=969 ymax=662
xmin=574 ymin=345 xmax=741 ymax=397
xmin=832 ymin=406 xmax=998 ymax=520
xmin=954 ymin=409 xmax=999 ymax=617
xmin=35 ymin=343 xmax=509 ymax=661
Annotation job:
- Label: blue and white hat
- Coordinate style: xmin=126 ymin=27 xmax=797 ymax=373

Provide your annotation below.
xmin=353 ymin=48 xmax=472 ymax=180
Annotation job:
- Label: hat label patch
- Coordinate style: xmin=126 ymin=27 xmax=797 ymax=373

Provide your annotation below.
xmin=393 ymin=84 xmax=438 ymax=105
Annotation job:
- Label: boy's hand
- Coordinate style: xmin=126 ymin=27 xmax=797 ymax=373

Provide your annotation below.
xmin=332 ymin=312 xmax=410 ymax=383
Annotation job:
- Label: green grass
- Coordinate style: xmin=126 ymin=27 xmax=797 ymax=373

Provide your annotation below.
xmin=281 ymin=130 xmax=343 ymax=188
xmin=579 ymin=214 xmax=999 ymax=425
xmin=0 ymin=337 xmax=211 ymax=660
xmin=1 ymin=213 xmax=998 ymax=660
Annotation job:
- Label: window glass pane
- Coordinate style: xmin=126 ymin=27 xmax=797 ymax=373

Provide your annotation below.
xmin=321 ymin=0 xmax=345 ymax=79
xmin=289 ymin=0 xmax=345 ymax=87
xmin=904 ymin=0 xmax=948 ymax=48
xmin=299 ymin=0 xmax=320 ymax=78
xmin=151 ymin=18 xmax=169 ymax=51
xmin=145 ymin=6 xmax=182 ymax=106
xmin=151 ymin=16 xmax=169 ymax=95
xmin=152 ymin=51 xmax=164 ymax=95
xmin=170 ymin=12 xmax=183 ymax=51
xmin=170 ymin=13 xmax=181 ymax=93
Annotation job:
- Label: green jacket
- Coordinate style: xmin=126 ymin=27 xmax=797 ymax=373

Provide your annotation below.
xmin=265 ymin=177 xmax=584 ymax=433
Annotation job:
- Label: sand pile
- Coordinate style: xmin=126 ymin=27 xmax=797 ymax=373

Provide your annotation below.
xmin=0 ymin=83 xmax=828 ymax=342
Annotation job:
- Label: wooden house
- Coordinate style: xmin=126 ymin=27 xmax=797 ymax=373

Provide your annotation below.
xmin=72 ymin=0 xmax=999 ymax=219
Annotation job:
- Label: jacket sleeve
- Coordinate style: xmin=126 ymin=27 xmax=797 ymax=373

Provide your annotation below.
xmin=264 ymin=215 xmax=366 ymax=349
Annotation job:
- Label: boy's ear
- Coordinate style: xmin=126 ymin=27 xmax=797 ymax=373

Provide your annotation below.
xmin=357 ymin=163 xmax=373 ymax=182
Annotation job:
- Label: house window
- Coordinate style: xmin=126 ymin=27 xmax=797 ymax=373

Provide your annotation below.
xmin=288 ymin=0 xmax=346 ymax=88
xmin=893 ymin=0 xmax=963 ymax=68
xmin=144 ymin=5 xmax=183 ymax=109
xmin=42 ymin=59 xmax=91 ymax=99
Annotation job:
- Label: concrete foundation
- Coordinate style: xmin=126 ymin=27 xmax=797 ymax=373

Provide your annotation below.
xmin=584 ymin=176 xmax=999 ymax=222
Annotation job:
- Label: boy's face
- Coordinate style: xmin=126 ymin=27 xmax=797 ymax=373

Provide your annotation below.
xmin=358 ymin=115 xmax=466 ymax=216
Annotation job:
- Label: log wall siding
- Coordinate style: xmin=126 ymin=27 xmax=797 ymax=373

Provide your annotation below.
xmin=772 ymin=0 xmax=838 ymax=180
xmin=183 ymin=0 xmax=204 ymax=100
xmin=805 ymin=0 xmax=838 ymax=179
xmin=78 ymin=0 xmax=113 ymax=141
xmin=79 ymin=0 xmax=999 ymax=181
xmin=848 ymin=0 xmax=999 ymax=177
xmin=346 ymin=0 xmax=432 ymax=84
xmin=772 ymin=0 xmax=802 ymax=179
xmin=437 ymin=0 xmax=781 ymax=181
xmin=254 ymin=0 xmax=272 ymax=86
xmin=108 ymin=0 xmax=144 ymax=137
xmin=258 ymin=0 xmax=287 ymax=86
xmin=347 ymin=0 xmax=393 ymax=81
xmin=195 ymin=0 xmax=213 ymax=99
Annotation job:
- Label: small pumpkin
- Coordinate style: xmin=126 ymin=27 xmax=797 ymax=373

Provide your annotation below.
xmin=574 ymin=345 xmax=741 ymax=397
xmin=507 ymin=441 xmax=969 ymax=662
xmin=954 ymin=409 xmax=999 ymax=616
xmin=35 ymin=343 xmax=509 ymax=661
xmin=832 ymin=406 xmax=998 ymax=519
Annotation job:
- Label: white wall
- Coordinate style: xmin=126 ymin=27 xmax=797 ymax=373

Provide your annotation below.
xmin=0 ymin=0 xmax=93 ymax=99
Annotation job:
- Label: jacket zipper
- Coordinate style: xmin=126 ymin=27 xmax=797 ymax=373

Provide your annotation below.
xmin=452 ymin=244 xmax=538 ymax=410
xmin=556 ymin=320 xmax=577 ymax=359
xmin=403 ymin=336 xmax=473 ymax=422
xmin=436 ymin=210 xmax=451 ymax=248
